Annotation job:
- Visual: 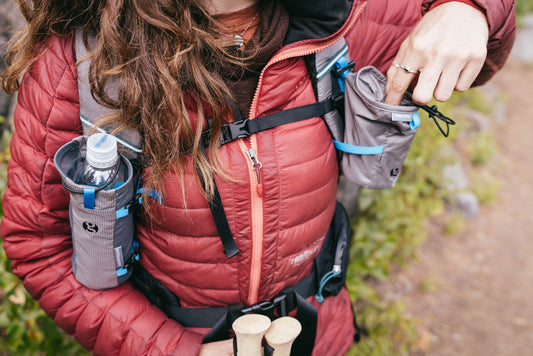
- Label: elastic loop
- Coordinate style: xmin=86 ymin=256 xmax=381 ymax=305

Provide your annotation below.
xmin=83 ymin=188 xmax=96 ymax=209
xmin=333 ymin=140 xmax=385 ymax=155
xmin=315 ymin=270 xmax=341 ymax=304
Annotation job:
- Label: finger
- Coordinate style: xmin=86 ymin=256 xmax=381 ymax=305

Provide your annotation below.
xmin=385 ymin=66 xmax=418 ymax=105
xmin=455 ymin=58 xmax=485 ymax=92
xmin=433 ymin=62 xmax=463 ymax=102
xmin=385 ymin=62 xmax=399 ymax=95
xmin=411 ymin=62 xmax=443 ymax=105
xmin=385 ymin=40 xmax=410 ymax=97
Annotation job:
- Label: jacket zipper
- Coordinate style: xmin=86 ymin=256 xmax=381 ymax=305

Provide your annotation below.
xmin=241 ymin=0 xmax=367 ymax=306
xmin=240 ymin=136 xmax=264 ymax=305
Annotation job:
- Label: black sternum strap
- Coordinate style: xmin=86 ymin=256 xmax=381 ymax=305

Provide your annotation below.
xmin=200 ymin=97 xmax=338 ymax=258
xmin=197 ymin=145 xmax=240 ymax=258
xmin=219 ymin=98 xmax=337 ymax=146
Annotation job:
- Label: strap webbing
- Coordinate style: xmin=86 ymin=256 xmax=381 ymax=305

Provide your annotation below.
xmin=219 ymin=98 xmax=337 ymax=146
xmin=197 ymin=145 xmax=240 ymax=258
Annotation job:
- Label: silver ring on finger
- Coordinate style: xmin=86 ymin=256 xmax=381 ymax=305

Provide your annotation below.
xmin=392 ymin=62 xmax=419 ymax=74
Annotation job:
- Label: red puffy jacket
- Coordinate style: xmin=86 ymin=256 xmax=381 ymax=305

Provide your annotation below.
xmin=0 ymin=0 xmax=515 ymax=355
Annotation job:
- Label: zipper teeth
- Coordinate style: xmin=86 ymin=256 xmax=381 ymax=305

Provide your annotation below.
xmin=248 ymin=1 xmax=367 ymax=119
xmin=239 ymin=136 xmax=264 ymax=305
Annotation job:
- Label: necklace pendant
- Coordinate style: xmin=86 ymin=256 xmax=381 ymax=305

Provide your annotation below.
xmin=233 ymin=35 xmax=245 ymax=47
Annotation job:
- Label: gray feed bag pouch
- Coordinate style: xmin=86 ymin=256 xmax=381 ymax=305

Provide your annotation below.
xmin=335 ymin=66 xmax=420 ymax=189
xmin=54 ymin=136 xmax=136 ymax=289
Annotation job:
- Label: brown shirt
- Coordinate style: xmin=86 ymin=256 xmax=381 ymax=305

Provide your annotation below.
xmin=213 ymin=1 xmax=290 ymax=119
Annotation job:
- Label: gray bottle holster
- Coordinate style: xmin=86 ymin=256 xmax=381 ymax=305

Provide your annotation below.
xmin=335 ymin=66 xmax=420 ymax=189
xmin=54 ymin=136 xmax=137 ymax=290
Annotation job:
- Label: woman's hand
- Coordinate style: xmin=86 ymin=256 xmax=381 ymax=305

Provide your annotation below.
xmin=385 ymin=2 xmax=489 ymax=105
xmin=199 ymin=339 xmax=234 ymax=356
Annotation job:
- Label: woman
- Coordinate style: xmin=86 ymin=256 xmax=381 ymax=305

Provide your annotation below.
xmin=0 ymin=0 xmax=515 ymax=355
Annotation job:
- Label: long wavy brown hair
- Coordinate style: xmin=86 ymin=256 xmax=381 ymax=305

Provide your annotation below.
xmin=1 ymin=0 xmax=243 ymax=203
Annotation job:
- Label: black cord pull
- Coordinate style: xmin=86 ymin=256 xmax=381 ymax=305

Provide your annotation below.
xmin=418 ymin=104 xmax=456 ymax=137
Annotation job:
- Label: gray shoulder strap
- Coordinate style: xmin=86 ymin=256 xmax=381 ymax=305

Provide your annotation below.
xmin=75 ymin=29 xmax=142 ymax=156
xmin=314 ymin=37 xmax=350 ymax=143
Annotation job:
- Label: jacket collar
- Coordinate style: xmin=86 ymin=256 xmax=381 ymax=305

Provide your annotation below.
xmin=282 ymin=0 xmax=354 ymax=44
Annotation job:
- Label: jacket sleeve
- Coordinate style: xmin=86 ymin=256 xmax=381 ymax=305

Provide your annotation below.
xmin=0 ymin=36 xmax=203 ymax=356
xmin=423 ymin=0 xmax=516 ymax=85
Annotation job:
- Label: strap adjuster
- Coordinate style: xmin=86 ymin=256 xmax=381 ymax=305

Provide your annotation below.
xmin=334 ymin=60 xmax=355 ymax=78
xmin=241 ymin=294 xmax=287 ymax=316
xmin=220 ymin=119 xmax=251 ymax=145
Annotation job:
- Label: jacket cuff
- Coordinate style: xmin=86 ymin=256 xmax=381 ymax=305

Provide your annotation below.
xmin=429 ymin=0 xmax=484 ymax=13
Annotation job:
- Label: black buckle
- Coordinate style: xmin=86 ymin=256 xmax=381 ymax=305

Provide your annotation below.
xmin=241 ymin=294 xmax=288 ymax=317
xmin=220 ymin=119 xmax=251 ymax=146
xmin=331 ymin=93 xmax=345 ymax=117
xmin=124 ymin=192 xmax=142 ymax=210
xmin=123 ymin=245 xmax=140 ymax=269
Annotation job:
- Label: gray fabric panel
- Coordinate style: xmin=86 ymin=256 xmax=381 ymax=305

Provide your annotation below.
xmin=315 ymin=38 xmax=348 ymax=142
xmin=342 ymin=66 xmax=418 ymax=189
xmin=74 ymin=29 xmax=142 ymax=158
xmin=54 ymin=137 xmax=135 ymax=289
xmin=70 ymin=193 xmax=118 ymax=289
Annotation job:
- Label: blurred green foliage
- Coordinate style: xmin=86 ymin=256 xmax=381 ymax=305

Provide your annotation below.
xmin=516 ymin=0 xmax=533 ymax=23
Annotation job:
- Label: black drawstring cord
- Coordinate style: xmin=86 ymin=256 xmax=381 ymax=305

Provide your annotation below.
xmin=418 ymin=104 xmax=456 ymax=137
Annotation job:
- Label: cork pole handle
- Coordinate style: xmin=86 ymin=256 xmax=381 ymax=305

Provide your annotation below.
xmin=264 ymin=317 xmax=302 ymax=356
xmin=232 ymin=314 xmax=272 ymax=356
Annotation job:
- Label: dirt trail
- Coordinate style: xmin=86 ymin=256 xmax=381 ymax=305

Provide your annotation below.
xmin=387 ymin=58 xmax=533 ymax=356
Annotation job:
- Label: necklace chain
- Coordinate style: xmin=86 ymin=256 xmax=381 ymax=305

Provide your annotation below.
xmin=211 ymin=11 xmax=260 ymax=47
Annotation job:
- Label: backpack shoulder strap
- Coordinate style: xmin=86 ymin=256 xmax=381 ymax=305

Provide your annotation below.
xmin=74 ymin=29 xmax=143 ymax=157
xmin=312 ymin=37 xmax=352 ymax=143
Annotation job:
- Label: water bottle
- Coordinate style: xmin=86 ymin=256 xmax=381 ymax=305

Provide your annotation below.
xmin=82 ymin=133 xmax=124 ymax=189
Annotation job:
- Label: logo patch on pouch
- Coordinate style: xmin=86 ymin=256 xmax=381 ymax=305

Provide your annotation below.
xmin=82 ymin=222 xmax=99 ymax=233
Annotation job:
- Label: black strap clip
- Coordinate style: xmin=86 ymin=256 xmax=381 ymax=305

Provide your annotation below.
xmin=123 ymin=242 xmax=140 ymax=270
xmin=220 ymin=119 xmax=251 ymax=145
xmin=241 ymin=294 xmax=288 ymax=317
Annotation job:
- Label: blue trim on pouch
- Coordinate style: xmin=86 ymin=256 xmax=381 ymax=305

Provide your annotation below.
xmin=116 ymin=207 xmax=129 ymax=219
xmin=116 ymin=267 xmax=128 ymax=277
xmin=410 ymin=111 xmax=421 ymax=130
xmin=83 ymin=188 xmax=95 ymax=209
xmin=333 ymin=140 xmax=385 ymax=155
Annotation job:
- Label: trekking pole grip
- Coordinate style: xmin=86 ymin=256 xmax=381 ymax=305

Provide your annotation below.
xmin=264 ymin=317 xmax=302 ymax=356
xmin=232 ymin=314 xmax=271 ymax=356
